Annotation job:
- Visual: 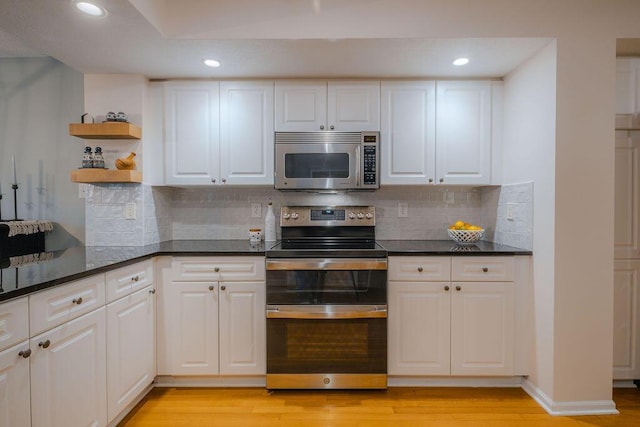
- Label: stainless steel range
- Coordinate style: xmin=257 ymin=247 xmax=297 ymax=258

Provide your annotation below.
xmin=265 ymin=206 xmax=388 ymax=389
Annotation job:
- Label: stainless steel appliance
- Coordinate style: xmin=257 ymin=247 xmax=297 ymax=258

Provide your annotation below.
xmin=266 ymin=206 xmax=388 ymax=389
xmin=274 ymin=131 xmax=380 ymax=191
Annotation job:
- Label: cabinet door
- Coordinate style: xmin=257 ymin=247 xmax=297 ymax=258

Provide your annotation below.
xmin=106 ymin=286 xmax=156 ymax=422
xmin=165 ymin=82 xmax=220 ymax=185
xmin=159 ymin=281 xmax=218 ymax=375
xmin=218 ymin=282 xmax=266 ymax=375
xmin=613 ymin=260 xmax=640 ymax=379
xmin=380 ymin=81 xmax=436 ymax=184
xmin=0 ymin=341 xmax=31 ymax=427
xmin=615 ymin=132 xmax=640 ymax=258
xmin=0 ymin=297 xmax=28 ymax=352
xmin=30 ymin=308 xmax=107 ymax=427
xmin=327 ymin=81 xmax=380 ymax=131
xmin=388 ymin=281 xmax=450 ymax=375
xmin=450 ymin=282 xmax=514 ymax=376
xmin=220 ymin=81 xmax=275 ymax=185
xmin=275 ymin=81 xmax=327 ymax=131
xmin=616 ymin=58 xmax=640 ymax=115
xmin=436 ymin=81 xmax=491 ymax=185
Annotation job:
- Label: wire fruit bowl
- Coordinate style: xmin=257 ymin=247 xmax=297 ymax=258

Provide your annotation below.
xmin=447 ymin=228 xmax=485 ymax=245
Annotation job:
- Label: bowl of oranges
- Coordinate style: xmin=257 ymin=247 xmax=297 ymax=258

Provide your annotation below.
xmin=447 ymin=221 xmax=485 ymax=245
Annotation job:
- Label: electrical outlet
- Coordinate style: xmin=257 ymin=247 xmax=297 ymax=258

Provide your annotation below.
xmin=251 ymin=203 xmax=262 ymax=218
xmin=78 ymin=183 xmax=88 ymax=199
xmin=398 ymin=203 xmax=408 ymax=218
xmin=125 ymin=203 xmax=136 ymax=220
xmin=506 ymin=203 xmax=516 ymax=221
xmin=444 ymin=191 xmax=455 ymax=204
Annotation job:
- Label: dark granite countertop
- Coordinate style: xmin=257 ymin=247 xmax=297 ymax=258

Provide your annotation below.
xmin=0 ymin=239 xmax=530 ymax=303
xmin=378 ymin=240 xmax=532 ymax=256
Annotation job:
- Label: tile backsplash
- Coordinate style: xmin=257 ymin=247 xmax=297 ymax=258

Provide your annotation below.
xmin=85 ymin=183 xmax=533 ymax=250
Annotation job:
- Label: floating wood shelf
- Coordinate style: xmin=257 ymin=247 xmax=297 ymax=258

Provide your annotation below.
xmin=69 ymin=122 xmax=142 ymax=139
xmin=70 ymin=169 xmax=142 ymax=183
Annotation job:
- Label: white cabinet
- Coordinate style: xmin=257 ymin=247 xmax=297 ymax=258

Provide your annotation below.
xmin=30 ymin=307 xmax=107 ymax=427
xmin=380 ymin=81 xmax=436 ymax=184
xmin=275 ymin=80 xmax=380 ymax=131
xmin=220 ymin=81 xmax=274 ymax=185
xmin=158 ymin=257 xmax=266 ymax=376
xmin=616 ymin=57 xmax=640 ymax=116
xmin=0 ymin=297 xmax=29 ymax=352
xmin=165 ymin=81 xmax=274 ymax=186
xmin=435 ymin=81 xmax=492 ymax=185
xmin=106 ymin=285 xmax=156 ymax=422
xmin=615 ymin=131 xmax=640 ymax=259
xmin=0 ymin=340 xmax=31 ymax=427
xmin=388 ymin=256 xmax=516 ymax=376
xmin=613 ymin=259 xmax=640 ymax=379
xmin=164 ymin=81 xmax=220 ymax=185
xmin=381 ymin=80 xmax=493 ymax=185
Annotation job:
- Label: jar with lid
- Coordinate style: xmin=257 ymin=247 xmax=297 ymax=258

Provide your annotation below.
xmin=82 ymin=146 xmax=94 ymax=168
xmin=93 ymin=146 xmax=105 ymax=169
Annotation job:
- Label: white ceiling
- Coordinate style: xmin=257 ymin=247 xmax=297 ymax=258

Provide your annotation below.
xmin=0 ymin=0 xmax=554 ymax=79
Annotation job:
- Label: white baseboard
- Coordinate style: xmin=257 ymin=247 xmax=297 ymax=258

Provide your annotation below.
xmin=613 ymin=380 xmax=638 ymax=388
xmin=388 ymin=376 xmax=524 ymax=387
xmin=522 ymin=379 xmax=619 ymax=416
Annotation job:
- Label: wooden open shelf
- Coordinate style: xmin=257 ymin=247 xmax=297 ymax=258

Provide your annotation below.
xmin=70 ymin=169 xmax=142 ymax=183
xmin=69 ymin=122 xmax=142 ymax=139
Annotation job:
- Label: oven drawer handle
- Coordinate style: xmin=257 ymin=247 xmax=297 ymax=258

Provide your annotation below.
xmin=266 ymin=306 xmax=387 ymax=319
xmin=266 ymin=258 xmax=387 ymax=271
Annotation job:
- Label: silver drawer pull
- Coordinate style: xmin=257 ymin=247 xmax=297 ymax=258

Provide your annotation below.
xmin=214 ymin=267 xmax=220 ymax=272
xmin=39 ymin=340 xmax=51 ymax=349
xmin=482 ymin=267 xmax=489 ymax=273
xmin=19 ymin=349 xmax=32 ymax=358
xmin=148 ymin=288 xmax=156 ymax=294
xmin=132 ymin=275 xmax=140 ymax=281
xmin=72 ymin=297 xmax=83 ymax=305
xmin=417 ymin=267 xmax=423 ymax=272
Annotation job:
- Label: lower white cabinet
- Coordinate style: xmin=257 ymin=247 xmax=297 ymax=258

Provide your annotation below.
xmin=106 ymin=285 xmax=156 ymax=422
xmin=613 ymin=259 xmax=640 ymax=379
xmin=388 ymin=256 xmax=517 ymax=377
xmin=30 ymin=307 xmax=107 ymax=427
xmin=0 ymin=340 xmax=32 ymax=427
xmin=159 ymin=279 xmax=266 ymax=376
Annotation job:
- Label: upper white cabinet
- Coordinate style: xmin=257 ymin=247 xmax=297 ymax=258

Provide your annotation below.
xmin=616 ymin=57 xmax=640 ymax=116
xmin=164 ymin=81 xmax=274 ymax=186
xmin=381 ymin=80 xmax=494 ymax=185
xmin=435 ymin=81 xmax=492 ymax=185
xmin=275 ymin=80 xmax=380 ymax=132
xmin=380 ymin=81 xmax=436 ymax=184
xmin=613 ymin=259 xmax=640 ymax=380
xmin=165 ymin=82 xmax=220 ymax=185
xmin=220 ymin=81 xmax=275 ymax=185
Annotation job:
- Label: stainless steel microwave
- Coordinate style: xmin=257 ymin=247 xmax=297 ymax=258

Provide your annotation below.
xmin=275 ymin=131 xmax=379 ymax=191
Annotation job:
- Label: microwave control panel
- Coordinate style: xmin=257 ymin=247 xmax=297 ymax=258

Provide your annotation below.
xmin=362 ymin=133 xmax=378 ymax=187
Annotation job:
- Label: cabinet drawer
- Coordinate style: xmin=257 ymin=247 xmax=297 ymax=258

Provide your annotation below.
xmin=29 ymin=274 xmax=106 ymax=336
xmin=106 ymin=259 xmax=154 ymax=303
xmin=0 ymin=297 xmax=29 ymax=352
xmin=171 ymin=257 xmax=265 ymax=281
xmin=388 ymin=257 xmax=451 ymax=281
xmin=451 ymin=257 xmax=515 ymax=282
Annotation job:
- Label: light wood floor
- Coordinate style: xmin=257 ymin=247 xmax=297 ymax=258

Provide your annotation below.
xmin=119 ymin=387 xmax=640 ymax=427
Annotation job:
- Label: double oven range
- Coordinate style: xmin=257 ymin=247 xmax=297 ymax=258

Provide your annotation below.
xmin=265 ymin=206 xmax=388 ymax=389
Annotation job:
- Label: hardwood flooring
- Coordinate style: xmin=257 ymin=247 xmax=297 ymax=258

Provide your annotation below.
xmin=119 ymin=387 xmax=640 ymax=427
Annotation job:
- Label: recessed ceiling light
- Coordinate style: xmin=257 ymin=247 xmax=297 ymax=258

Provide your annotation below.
xmin=203 ymin=59 xmax=221 ymax=68
xmin=453 ymin=57 xmax=470 ymax=66
xmin=74 ymin=1 xmax=107 ymax=17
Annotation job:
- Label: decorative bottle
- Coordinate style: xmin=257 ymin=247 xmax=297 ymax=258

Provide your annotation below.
xmin=264 ymin=202 xmax=276 ymax=242
xmin=82 ymin=146 xmax=94 ymax=168
xmin=93 ymin=146 xmax=105 ymax=169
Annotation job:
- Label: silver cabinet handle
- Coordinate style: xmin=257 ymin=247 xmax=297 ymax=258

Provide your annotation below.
xmin=39 ymin=340 xmax=51 ymax=349
xmin=444 ymin=285 xmax=450 ymax=291
xmin=417 ymin=267 xmax=423 ymax=272
xmin=72 ymin=297 xmax=83 ymax=305
xmin=330 ymin=125 xmax=335 ymax=130
xmin=214 ymin=267 xmax=220 ymax=272
xmin=132 ymin=275 xmax=140 ymax=282
xmin=221 ymin=285 xmax=226 ymax=291
xmin=208 ymin=285 xmax=214 ymax=291
xmin=222 ymin=178 xmax=227 ymax=184
xmin=212 ymin=178 xmax=217 ymax=183
xmin=439 ymin=178 xmax=444 ymax=183
xmin=148 ymin=288 xmax=156 ymax=294
xmin=428 ymin=178 xmax=433 ymax=183
xmin=320 ymin=125 xmax=325 ymax=130
xmin=455 ymin=285 xmax=461 ymax=291
xmin=482 ymin=267 xmax=488 ymax=273
xmin=19 ymin=349 xmax=32 ymax=358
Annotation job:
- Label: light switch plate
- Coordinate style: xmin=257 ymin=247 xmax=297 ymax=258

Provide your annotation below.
xmin=398 ymin=203 xmax=408 ymax=218
xmin=125 ymin=203 xmax=136 ymax=220
xmin=506 ymin=203 xmax=516 ymax=221
xmin=251 ymin=203 xmax=262 ymax=218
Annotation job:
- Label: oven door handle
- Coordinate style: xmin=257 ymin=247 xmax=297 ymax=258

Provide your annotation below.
xmin=266 ymin=258 xmax=387 ymax=271
xmin=266 ymin=305 xmax=387 ymax=319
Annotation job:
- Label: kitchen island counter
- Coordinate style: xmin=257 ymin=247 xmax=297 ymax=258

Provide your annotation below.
xmin=379 ymin=240 xmax=532 ymax=256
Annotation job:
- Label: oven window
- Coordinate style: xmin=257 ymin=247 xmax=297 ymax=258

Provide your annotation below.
xmin=266 ymin=270 xmax=387 ymax=305
xmin=267 ymin=318 xmax=386 ymax=374
xmin=284 ymin=153 xmax=350 ymax=178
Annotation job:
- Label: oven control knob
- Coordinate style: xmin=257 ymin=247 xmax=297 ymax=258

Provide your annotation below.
xmin=365 ymin=212 xmax=373 ymax=219
xmin=357 ymin=212 xmax=365 ymax=219
xmin=348 ymin=212 xmax=356 ymax=219
xmin=291 ymin=213 xmax=299 ymax=220
xmin=283 ymin=213 xmax=291 ymax=220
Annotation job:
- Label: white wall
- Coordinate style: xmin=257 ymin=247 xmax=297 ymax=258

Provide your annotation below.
xmin=0 ymin=57 xmax=84 ymax=248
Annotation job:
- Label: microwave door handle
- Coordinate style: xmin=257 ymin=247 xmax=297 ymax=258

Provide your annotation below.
xmin=355 ymin=144 xmax=361 ymax=187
